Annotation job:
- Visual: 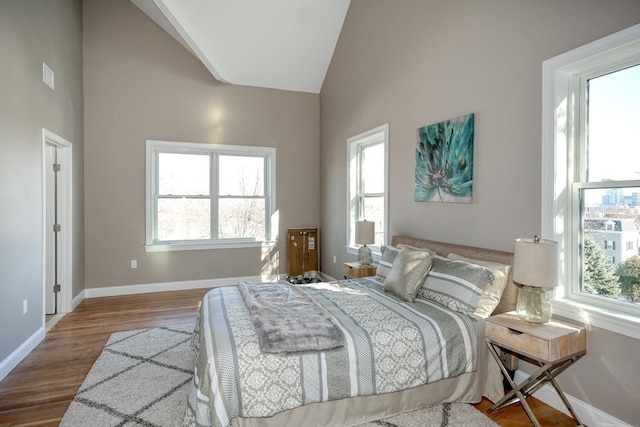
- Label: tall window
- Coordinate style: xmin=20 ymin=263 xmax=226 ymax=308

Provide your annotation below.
xmin=348 ymin=124 xmax=389 ymax=252
xmin=146 ymin=140 xmax=275 ymax=251
xmin=543 ymin=24 xmax=640 ymax=338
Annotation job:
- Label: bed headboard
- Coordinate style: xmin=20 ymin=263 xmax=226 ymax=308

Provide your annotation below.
xmin=391 ymin=235 xmax=517 ymax=315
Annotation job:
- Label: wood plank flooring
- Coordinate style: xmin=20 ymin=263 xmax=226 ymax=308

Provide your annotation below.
xmin=0 ymin=288 xmax=578 ymax=426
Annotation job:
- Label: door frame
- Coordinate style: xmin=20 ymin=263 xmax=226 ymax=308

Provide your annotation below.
xmin=41 ymin=129 xmax=73 ymax=319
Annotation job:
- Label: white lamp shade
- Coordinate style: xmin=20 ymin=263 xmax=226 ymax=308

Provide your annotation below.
xmin=513 ymin=237 xmax=559 ymax=288
xmin=355 ymin=220 xmax=375 ymax=245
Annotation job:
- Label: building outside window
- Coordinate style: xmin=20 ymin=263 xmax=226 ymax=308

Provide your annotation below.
xmin=145 ymin=140 xmax=275 ymax=251
xmin=347 ymin=124 xmax=389 ymax=253
xmin=543 ymin=24 xmax=640 ymax=338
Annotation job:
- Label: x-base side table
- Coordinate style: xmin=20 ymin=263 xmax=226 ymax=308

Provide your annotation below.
xmin=485 ymin=312 xmax=587 ymax=427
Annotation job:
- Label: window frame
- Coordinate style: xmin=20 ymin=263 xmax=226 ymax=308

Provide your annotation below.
xmin=542 ymin=23 xmax=640 ymax=339
xmin=347 ymin=123 xmax=389 ymax=257
xmin=145 ymin=140 xmax=276 ymax=252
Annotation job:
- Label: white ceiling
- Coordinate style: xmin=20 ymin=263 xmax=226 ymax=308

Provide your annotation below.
xmin=131 ymin=0 xmax=351 ymax=93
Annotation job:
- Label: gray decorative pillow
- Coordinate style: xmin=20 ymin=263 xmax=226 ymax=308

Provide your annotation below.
xmin=375 ymin=245 xmax=400 ymax=280
xmin=383 ymin=246 xmax=434 ymax=302
xmin=417 ymin=257 xmax=495 ymax=316
xmin=447 ymin=253 xmax=511 ymax=318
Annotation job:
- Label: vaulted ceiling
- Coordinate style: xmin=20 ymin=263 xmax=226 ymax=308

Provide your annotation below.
xmin=131 ymin=0 xmax=351 ymax=93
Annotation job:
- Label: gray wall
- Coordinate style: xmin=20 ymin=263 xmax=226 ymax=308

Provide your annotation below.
xmin=3 ymin=0 xmax=639 ymax=423
xmin=319 ymin=0 xmax=640 ymax=424
xmin=83 ymin=0 xmax=320 ymax=288
xmin=0 ymin=0 xmax=84 ymax=362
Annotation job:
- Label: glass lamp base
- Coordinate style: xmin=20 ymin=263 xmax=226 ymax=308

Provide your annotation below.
xmin=357 ymin=245 xmax=373 ymax=265
xmin=516 ymin=285 xmax=552 ymax=323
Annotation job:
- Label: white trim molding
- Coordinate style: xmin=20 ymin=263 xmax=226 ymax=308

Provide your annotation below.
xmin=41 ymin=129 xmax=73 ymax=319
xmin=82 ymin=275 xmax=285 ymax=299
xmin=346 ymin=123 xmax=390 ymax=256
xmin=514 ymin=370 xmax=632 ymax=427
xmin=542 ymin=23 xmax=640 ymax=339
xmin=0 ymin=328 xmax=45 ymax=382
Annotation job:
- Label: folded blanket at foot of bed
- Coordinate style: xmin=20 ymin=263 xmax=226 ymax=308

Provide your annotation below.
xmin=237 ymin=281 xmax=346 ymax=354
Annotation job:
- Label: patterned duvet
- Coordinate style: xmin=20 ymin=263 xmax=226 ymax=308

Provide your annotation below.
xmin=183 ymin=277 xmax=479 ymax=427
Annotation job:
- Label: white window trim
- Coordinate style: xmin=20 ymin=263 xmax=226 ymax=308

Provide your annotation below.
xmin=145 ymin=140 xmax=276 ymax=252
xmin=542 ymin=23 xmax=640 ymax=340
xmin=346 ymin=123 xmax=389 ymax=258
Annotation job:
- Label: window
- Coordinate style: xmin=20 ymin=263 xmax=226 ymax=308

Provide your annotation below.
xmin=347 ymin=124 xmax=389 ymax=254
xmin=542 ymin=23 xmax=640 ymax=339
xmin=146 ymin=140 xmax=275 ymax=251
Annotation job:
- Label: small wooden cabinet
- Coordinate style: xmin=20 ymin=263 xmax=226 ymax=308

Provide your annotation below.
xmin=343 ymin=262 xmax=377 ymax=278
xmin=287 ymin=228 xmax=318 ymax=277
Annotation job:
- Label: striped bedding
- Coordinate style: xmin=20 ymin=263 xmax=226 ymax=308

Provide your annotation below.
xmin=184 ymin=277 xmax=479 ymax=427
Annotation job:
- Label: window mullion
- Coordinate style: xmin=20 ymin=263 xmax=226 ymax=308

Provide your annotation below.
xmin=152 ymin=148 xmax=160 ymax=243
xmin=264 ymin=154 xmax=271 ymax=241
xmin=357 ymin=146 xmax=365 ymax=220
xmin=211 ymin=152 xmax=218 ymax=242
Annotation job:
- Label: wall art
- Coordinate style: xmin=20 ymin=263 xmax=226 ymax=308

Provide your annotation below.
xmin=415 ymin=113 xmax=474 ymax=203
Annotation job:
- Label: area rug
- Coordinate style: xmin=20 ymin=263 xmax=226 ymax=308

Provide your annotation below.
xmin=61 ymin=327 xmax=498 ymax=427
xmin=60 ymin=326 xmax=195 ymax=427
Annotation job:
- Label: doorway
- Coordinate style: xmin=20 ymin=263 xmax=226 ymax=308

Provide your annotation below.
xmin=42 ymin=129 xmax=72 ymax=329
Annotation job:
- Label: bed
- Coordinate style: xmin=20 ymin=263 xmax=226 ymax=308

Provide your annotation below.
xmin=184 ymin=235 xmax=517 ymax=427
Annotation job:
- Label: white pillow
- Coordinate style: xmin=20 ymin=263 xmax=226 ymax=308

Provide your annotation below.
xmin=447 ymin=253 xmax=511 ymax=318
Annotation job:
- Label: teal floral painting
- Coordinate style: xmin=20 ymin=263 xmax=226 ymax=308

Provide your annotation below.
xmin=415 ymin=113 xmax=474 ymax=203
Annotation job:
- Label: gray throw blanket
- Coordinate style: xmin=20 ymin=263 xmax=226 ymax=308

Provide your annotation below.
xmin=237 ymin=281 xmax=346 ymax=354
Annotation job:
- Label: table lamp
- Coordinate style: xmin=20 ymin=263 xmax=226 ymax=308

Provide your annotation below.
xmin=355 ymin=220 xmax=375 ymax=265
xmin=513 ymin=236 xmax=558 ymax=323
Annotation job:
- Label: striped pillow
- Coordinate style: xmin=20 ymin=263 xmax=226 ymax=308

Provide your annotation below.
xmin=375 ymin=245 xmax=400 ymax=280
xmin=447 ymin=253 xmax=511 ymax=318
xmin=417 ymin=257 xmax=494 ymax=316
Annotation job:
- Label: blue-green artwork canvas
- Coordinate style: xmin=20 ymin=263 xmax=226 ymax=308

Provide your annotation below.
xmin=415 ymin=113 xmax=474 ymax=203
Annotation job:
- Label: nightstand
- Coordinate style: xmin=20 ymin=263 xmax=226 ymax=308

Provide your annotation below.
xmin=343 ymin=262 xmax=377 ymax=278
xmin=485 ymin=312 xmax=586 ymax=427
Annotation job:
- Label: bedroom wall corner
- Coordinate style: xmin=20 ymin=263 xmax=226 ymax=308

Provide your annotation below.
xmin=318 ymin=0 xmax=640 ymax=425
xmin=0 ymin=0 xmax=84 ymax=377
xmin=82 ymin=0 xmax=320 ymax=290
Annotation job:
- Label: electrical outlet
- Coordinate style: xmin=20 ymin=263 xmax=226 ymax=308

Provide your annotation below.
xmin=23 ymin=299 xmax=28 ymax=314
xmin=333 ymin=255 xmax=337 ymax=263
xmin=131 ymin=260 xmax=137 ymax=269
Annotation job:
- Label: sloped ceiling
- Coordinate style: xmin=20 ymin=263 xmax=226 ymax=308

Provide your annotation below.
xmin=131 ymin=0 xmax=351 ymax=93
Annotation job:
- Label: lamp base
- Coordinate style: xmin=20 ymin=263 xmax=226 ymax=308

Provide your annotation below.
xmin=357 ymin=245 xmax=373 ymax=265
xmin=516 ymin=285 xmax=552 ymax=323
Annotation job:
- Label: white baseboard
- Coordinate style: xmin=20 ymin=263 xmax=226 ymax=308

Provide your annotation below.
xmin=72 ymin=289 xmax=85 ymax=310
xmin=0 ymin=327 xmax=45 ymax=382
xmin=82 ymin=275 xmax=280 ymax=299
xmin=513 ymin=370 xmax=631 ymax=426
xmin=1 ymin=275 xmax=281 ymax=382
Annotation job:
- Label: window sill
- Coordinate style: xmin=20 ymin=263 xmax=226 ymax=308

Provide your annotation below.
xmin=551 ymin=299 xmax=640 ymax=340
xmin=145 ymin=240 xmax=277 ymax=252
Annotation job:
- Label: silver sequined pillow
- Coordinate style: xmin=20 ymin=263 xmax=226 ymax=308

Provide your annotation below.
xmin=383 ymin=246 xmax=434 ymax=302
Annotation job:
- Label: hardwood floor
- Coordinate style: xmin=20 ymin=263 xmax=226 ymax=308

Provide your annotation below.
xmin=0 ymin=289 xmax=578 ymax=426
